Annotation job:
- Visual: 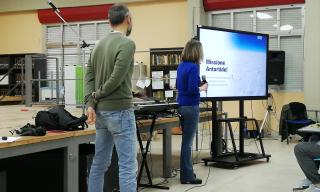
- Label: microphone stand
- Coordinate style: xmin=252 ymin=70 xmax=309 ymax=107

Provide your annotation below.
xmin=49 ymin=2 xmax=90 ymax=128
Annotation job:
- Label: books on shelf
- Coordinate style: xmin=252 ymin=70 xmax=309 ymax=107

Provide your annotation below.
xmin=0 ymin=57 xmax=9 ymax=70
xmin=15 ymin=73 xmax=24 ymax=83
xmin=0 ymin=63 xmax=9 ymax=69
xmin=151 ymin=53 xmax=181 ymax=66
xmin=14 ymin=57 xmax=25 ymax=69
xmin=152 ymin=90 xmax=164 ymax=99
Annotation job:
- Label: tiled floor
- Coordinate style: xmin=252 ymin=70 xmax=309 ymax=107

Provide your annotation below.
xmin=0 ymin=105 xmax=304 ymax=192
xmin=141 ymin=136 xmax=303 ymax=192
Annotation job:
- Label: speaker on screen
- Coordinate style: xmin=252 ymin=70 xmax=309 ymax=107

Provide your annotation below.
xmin=268 ymin=50 xmax=285 ymax=85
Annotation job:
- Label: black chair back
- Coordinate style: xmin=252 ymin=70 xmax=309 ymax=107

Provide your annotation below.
xmin=289 ymin=102 xmax=308 ymax=120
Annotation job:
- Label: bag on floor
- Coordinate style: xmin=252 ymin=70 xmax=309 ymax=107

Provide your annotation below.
xmin=35 ymin=107 xmax=88 ymax=131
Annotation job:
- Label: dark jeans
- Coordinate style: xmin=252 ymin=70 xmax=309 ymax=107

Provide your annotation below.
xmin=295 ymin=135 xmax=320 ymax=184
xmin=178 ymin=105 xmax=199 ymax=182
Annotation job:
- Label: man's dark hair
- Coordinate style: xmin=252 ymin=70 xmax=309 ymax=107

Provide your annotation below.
xmin=108 ymin=4 xmax=130 ymax=26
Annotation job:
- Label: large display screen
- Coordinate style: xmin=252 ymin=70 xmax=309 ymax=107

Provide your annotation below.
xmin=198 ymin=26 xmax=268 ymax=100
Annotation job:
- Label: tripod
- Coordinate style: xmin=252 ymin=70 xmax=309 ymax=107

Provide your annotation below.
xmin=48 ymin=1 xmax=91 ymax=129
xmin=259 ymin=94 xmax=275 ymax=136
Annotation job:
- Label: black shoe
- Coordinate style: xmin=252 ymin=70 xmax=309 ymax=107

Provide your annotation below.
xmin=181 ymin=178 xmax=202 ymax=184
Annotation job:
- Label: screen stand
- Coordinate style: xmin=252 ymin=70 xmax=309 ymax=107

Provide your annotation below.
xmin=211 ymin=100 xmax=222 ymax=157
xmin=203 ymin=100 xmax=271 ymax=168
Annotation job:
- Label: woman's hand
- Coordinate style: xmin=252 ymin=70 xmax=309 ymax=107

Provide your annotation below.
xmin=199 ymin=83 xmax=208 ymax=92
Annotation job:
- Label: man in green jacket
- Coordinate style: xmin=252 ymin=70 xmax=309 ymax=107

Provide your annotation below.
xmin=85 ymin=4 xmax=137 ymax=192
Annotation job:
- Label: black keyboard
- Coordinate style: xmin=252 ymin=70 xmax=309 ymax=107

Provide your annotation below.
xmin=134 ymin=102 xmax=178 ymax=113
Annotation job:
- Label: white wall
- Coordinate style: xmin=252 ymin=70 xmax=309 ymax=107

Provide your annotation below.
xmin=304 ymin=0 xmax=320 ymax=110
xmin=187 ymin=0 xmax=208 ymax=38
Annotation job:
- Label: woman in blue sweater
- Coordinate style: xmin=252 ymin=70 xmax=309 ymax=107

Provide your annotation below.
xmin=177 ymin=39 xmax=208 ymax=184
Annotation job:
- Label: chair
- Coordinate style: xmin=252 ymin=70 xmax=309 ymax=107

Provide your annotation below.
xmin=281 ymin=102 xmax=314 ymax=144
xmin=314 ymin=157 xmax=320 ymax=175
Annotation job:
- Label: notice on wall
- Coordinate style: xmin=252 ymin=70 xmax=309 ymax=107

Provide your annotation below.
xmin=152 ymin=71 xmax=164 ymax=90
xmin=169 ymin=70 xmax=177 ymax=89
xmin=165 ymin=90 xmax=174 ymax=98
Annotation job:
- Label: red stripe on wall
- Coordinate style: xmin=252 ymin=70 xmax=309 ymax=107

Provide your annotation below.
xmin=203 ymin=0 xmax=305 ymax=11
xmin=38 ymin=4 xmax=113 ymax=24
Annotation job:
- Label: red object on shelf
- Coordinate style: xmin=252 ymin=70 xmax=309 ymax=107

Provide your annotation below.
xmin=203 ymin=0 xmax=305 ymax=11
xmin=38 ymin=4 xmax=113 ymax=24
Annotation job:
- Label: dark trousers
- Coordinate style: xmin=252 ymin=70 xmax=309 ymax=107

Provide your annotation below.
xmin=295 ymin=139 xmax=320 ymax=184
xmin=178 ymin=105 xmax=199 ymax=182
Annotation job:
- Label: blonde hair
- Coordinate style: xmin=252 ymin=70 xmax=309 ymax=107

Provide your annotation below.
xmin=181 ymin=39 xmax=203 ymax=64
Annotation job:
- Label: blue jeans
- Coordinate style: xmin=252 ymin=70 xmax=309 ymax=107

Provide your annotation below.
xmin=88 ymin=108 xmax=137 ymax=192
xmin=178 ymin=105 xmax=199 ymax=182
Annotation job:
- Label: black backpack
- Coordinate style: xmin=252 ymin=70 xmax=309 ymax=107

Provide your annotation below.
xmin=35 ymin=107 xmax=88 ymax=131
xmin=11 ymin=123 xmax=47 ymax=136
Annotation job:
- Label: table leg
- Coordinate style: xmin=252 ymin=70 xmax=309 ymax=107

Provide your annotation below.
xmin=163 ymin=127 xmax=172 ymax=178
xmin=0 ymin=171 xmax=6 ymax=192
xmin=64 ymin=144 xmax=79 ymax=192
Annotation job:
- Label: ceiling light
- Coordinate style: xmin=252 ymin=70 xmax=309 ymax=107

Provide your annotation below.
xmin=280 ymin=24 xmax=294 ymax=31
xmin=256 ymin=12 xmax=273 ymax=20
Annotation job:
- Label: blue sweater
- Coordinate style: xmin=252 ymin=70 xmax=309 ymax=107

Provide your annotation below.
xmin=176 ymin=61 xmax=201 ymax=106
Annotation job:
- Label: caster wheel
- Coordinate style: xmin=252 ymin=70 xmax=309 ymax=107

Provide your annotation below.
xmin=232 ymin=165 xmax=239 ymax=169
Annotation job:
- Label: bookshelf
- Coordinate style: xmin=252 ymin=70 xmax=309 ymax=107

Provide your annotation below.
xmin=149 ymin=47 xmax=183 ymax=101
xmin=0 ymin=54 xmax=46 ymax=104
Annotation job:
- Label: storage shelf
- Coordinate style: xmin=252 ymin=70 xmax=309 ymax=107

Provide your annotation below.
xmin=0 ymin=54 xmax=46 ymax=104
xmin=149 ymin=47 xmax=182 ymax=100
xmin=0 ymin=96 xmax=23 ymax=102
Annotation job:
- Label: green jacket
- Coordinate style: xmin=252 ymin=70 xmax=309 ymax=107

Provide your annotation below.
xmin=85 ymin=32 xmax=136 ymax=111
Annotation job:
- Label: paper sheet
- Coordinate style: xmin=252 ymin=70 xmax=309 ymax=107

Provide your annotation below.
xmin=152 ymin=80 xmax=164 ymax=90
xmin=152 ymin=71 xmax=164 ymax=90
xmin=145 ymin=78 xmax=151 ymax=87
xmin=165 ymin=90 xmax=174 ymax=98
xmin=136 ymin=80 xmax=145 ymax=89
xmin=0 ymin=136 xmax=21 ymax=143
xmin=169 ymin=70 xmax=177 ymax=89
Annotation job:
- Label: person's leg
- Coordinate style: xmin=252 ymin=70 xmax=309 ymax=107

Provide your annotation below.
xmin=304 ymin=184 xmax=320 ymax=192
xmin=293 ymin=178 xmax=312 ymax=190
xmin=88 ymin=112 xmax=114 ymax=192
xmin=107 ymin=108 xmax=137 ymax=192
xmin=294 ymin=142 xmax=320 ymax=184
xmin=179 ymin=105 xmax=199 ymax=183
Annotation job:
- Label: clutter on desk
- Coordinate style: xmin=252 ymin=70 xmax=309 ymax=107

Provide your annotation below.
xmin=0 ymin=136 xmax=21 ymax=143
xmin=310 ymin=123 xmax=320 ymax=128
xmin=35 ymin=107 xmax=88 ymax=131
xmin=9 ymin=107 xmax=88 ymax=136
xmin=10 ymin=123 xmax=46 ymax=136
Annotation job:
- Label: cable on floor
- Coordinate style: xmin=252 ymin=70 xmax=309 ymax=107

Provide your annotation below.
xmin=183 ymin=167 xmax=211 ymax=192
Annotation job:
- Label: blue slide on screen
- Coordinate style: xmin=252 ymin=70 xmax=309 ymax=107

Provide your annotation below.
xmin=198 ymin=27 xmax=268 ymax=100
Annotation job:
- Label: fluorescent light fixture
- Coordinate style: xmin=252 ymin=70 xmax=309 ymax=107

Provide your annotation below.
xmin=280 ymin=24 xmax=293 ymax=31
xmin=256 ymin=12 xmax=273 ymax=20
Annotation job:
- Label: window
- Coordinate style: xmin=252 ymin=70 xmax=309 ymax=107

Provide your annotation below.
xmin=208 ymin=4 xmax=304 ymax=91
xmin=44 ymin=21 xmax=112 ymax=104
xmin=234 ymin=11 xmax=253 ymax=31
xmin=45 ymin=21 xmax=112 ymax=87
xmin=211 ymin=13 xmax=231 ymax=29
